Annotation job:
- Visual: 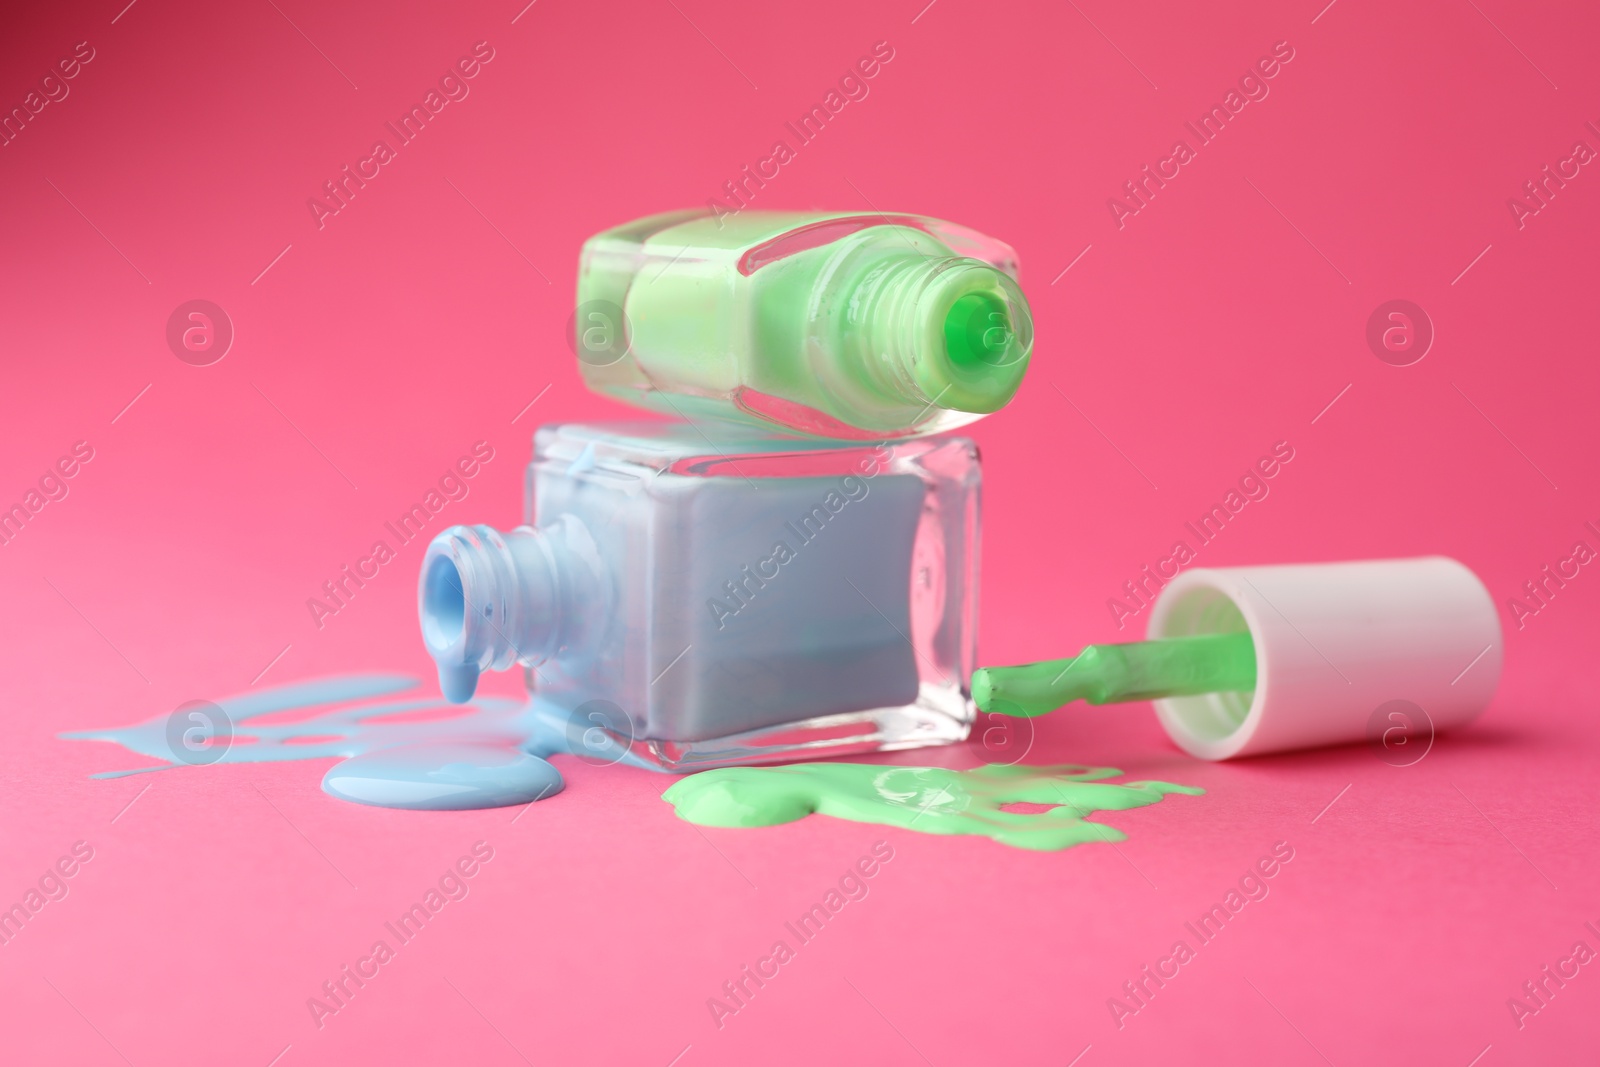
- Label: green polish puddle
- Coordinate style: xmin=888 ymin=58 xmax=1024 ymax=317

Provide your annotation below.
xmin=663 ymin=763 xmax=1203 ymax=851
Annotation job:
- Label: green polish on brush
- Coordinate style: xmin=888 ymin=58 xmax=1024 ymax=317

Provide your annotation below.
xmin=972 ymin=632 xmax=1258 ymax=717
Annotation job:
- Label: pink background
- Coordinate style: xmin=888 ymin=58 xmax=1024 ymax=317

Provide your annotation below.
xmin=3 ymin=0 xmax=1598 ymax=1062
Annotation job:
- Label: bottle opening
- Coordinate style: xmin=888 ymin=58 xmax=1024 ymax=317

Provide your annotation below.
xmin=943 ymin=291 xmax=1013 ymax=367
xmin=422 ymin=555 xmax=467 ymax=649
xmin=893 ymin=262 xmax=1031 ymax=416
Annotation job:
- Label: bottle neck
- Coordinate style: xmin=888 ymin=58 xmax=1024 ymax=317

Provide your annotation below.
xmin=419 ymin=518 xmax=600 ymax=702
xmin=846 ymin=254 xmax=1033 ymax=421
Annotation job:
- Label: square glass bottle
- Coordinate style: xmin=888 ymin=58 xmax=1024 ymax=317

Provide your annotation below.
xmin=419 ymin=422 xmax=980 ymax=771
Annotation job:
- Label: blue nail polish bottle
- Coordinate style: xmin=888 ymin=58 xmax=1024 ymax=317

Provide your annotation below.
xmin=419 ymin=422 xmax=979 ymax=771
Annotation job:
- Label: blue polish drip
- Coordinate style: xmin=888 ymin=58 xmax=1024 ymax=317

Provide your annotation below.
xmin=437 ymin=663 xmax=480 ymax=704
xmin=62 ymin=673 xmax=650 ymax=811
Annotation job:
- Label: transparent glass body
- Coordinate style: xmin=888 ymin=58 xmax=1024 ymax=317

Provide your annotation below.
xmin=419 ymin=422 xmax=980 ymax=771
xmin=574 ymin=210 xmax=1034 ymax=439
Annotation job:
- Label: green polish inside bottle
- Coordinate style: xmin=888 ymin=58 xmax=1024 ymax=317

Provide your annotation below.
xmin=944 ymin=291 xmax=1013 ymax=366
xmin=972 ymin=633 xmax=1258 ymax=717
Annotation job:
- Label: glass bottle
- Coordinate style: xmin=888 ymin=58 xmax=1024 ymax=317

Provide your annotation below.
xmin=573 ymin=210 xmax=1034 ymax=439
xmin=418 ymin=422 xmax=980 ymax=771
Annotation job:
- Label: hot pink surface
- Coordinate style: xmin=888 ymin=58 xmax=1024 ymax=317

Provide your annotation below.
xmin=2 ymin=0 xmax=1597 ymax=1062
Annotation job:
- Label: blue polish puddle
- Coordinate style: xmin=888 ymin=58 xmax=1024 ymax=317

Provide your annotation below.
xmin=323 ymin=742 xmax=563 ymax=810
xmin=61 ymin=673 xmax=644 ymax=811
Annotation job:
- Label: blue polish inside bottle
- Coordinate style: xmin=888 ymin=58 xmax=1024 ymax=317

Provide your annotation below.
xmin=417 ymin=422 xmax=979 ymax=771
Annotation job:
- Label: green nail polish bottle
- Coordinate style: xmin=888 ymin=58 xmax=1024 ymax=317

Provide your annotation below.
xmin=575 ymin=210 xmax=1034 ymax=438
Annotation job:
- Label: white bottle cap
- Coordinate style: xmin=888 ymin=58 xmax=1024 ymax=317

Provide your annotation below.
xmin=1145 ymin=556 xmax=1502 ymax=760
